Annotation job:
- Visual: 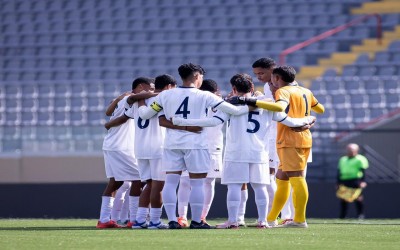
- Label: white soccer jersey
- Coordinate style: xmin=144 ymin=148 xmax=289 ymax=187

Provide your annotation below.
xmin=264 ymin=84 xmax=279 ymax=166
xmin=143 ymin=87 xmax=226 ymax=149
xmin=125 ymin=96 xmax=165 ymax=159
xmin=102 ymin=96 xmax=135 ymax=151
xmin=205 ymin=108 xmax=224 ymax=154
xmin=219 ymin=108 xmax=273 ymax=163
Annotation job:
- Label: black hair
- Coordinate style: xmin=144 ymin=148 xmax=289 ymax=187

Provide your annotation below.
xmin=252 ymin=57 xmax=276 ymax=69
xmin=154 ymin=74 xmax=177 ymax=90
xmin=200 ymin=79 xmax=218 ymax=93
xmin=272 ymin=65 xmax=296 ymax=83
xmin=131 ymin=77 xmax=153 ymax=90
xmin=178 ymin=63 xmax=206 ymax=80
xmin=230 ymin=73 xmax=253 ymax=93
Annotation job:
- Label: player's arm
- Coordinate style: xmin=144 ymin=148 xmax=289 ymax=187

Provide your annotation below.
xmin=225 ymin=96 xmax=284 ymax=112
xmin=212 ymin=100 xmax=250 ymax=115
xmin=104 ymin=114 xmax=129 ymax=130
xmin=105 ymin=91 xmax=130 ymax=116
xmin=273 ymin=112 xmax=316 ymax=127
xmin=159 ymin=115 xmax=202 ymax=133
xmin=138 ymin=99 xmax=163 ymax=120
xmin=172 ymin=116 xmax=225 ymax=127
xmin=311 ymin=102 xmax=325 ymax=114
xmin=126 ymin=91 xmax=158 ymax=105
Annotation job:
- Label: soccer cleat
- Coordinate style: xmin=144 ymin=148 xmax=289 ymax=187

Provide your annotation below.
xmin=237 ymin=219 xmax=246 ymax=227
xmin=116 ymin=220 xmax=129 ymax=227
xmin=148 ymin=221 xmax=169 ymax=229
xmin=131 ymin=220 xmax=149 ymax=229
xmin=280 ymin=219 xmax=293 ymax=225
xmin=190 ymin=220 xmax=213 ymax=229
xmin=256 ymin=221 xmax=271 ymax=229
xmin=177 ymin=217 xmax=189 ymax=228
xmin=267 ymin=220 xmax=279 ymax=228
xmin=168 ymin=221 xmax=182 ymax=229
xmin=215 ymin=221 xmax=239 ymax=229
xmin=278 ymin=221 xmax=308 ymax=228
xmin=96 ymin=220 xmax=122 ymax=229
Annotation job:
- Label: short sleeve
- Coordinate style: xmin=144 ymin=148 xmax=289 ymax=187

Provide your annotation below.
xmin=359 ymin=155 xmax=369 ymax=169
xmin=275 ymin=88 xmax=290 ymax=105
xmin=124 ymin=106 xmax=135 ymax=119
xmin=311 ymin=93 xmax=319 ymax=107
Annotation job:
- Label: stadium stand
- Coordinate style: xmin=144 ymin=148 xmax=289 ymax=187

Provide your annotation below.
xmin=0 ymin=0 xmax=399 ymax=182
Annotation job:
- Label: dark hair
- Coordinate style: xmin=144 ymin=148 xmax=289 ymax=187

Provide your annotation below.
xmin=230 ymin=73 xmax=253 ymax=93
xmin=252 ymin=57 xmax=276 ymax=69
xmin=178 ymin=63 xmax=206 ymax=80
xmin=131 ymin=77 xmax=153 ymax=90
xmin=272 ymin=65 xmax=296 ymax=83
xmin=200 ymin=79 xmax=218 ymax=93
xmin=154 ymin=74 xmax=177 ymax=90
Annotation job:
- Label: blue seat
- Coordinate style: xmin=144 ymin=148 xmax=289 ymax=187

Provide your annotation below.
xmin=388 ymin=40 xmax=400 ymax=51
xmin=386 ymin=93 xmax=400 ymax=108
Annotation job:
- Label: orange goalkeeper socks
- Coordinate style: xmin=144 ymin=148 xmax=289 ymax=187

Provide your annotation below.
xmin=267 ymin=178 xmax=290 ymax=222
xmin=289 ymin=176 xmax=309 ymax=223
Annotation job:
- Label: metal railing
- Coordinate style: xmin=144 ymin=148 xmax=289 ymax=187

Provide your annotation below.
xmin=279 ymin=13 xmax=382 ymax=65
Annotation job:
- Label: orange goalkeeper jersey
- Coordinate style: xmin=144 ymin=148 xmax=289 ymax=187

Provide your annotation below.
xmin=275 ymin=85 xmax=319 ymax=148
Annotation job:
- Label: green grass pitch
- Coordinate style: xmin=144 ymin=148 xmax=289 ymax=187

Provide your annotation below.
xmin=0 ymin=219 xmax=399 ymax=250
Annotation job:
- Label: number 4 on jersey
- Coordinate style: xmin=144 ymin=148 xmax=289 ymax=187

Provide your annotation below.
xmin=175 ymin=97 xmax=191 ymax=118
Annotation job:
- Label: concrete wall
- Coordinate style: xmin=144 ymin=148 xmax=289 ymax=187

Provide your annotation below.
xmin=0 ymin=154 xmax=105 ymax=183
xmin=1 ymin=182 xmax=399 ymax=219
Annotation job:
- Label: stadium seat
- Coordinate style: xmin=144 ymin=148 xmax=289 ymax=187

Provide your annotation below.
xmin=349 ymin=93 xmax=368 ymax=108
xmin=386 ymin=93 xmax=400 ymax=108
xmin=368 ymin=93 xmax=386 ymax=108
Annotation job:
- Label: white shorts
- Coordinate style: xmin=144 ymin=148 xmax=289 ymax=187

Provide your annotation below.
xmin=206 ymin=153 xmax=222 ymax=179
xmin=103 ymin=150 xmax=140 ymax=181
xmin=137 ymin=158 xmax=166 ymax=181
xmin=221 ymin=161 xmax=270 ymax=185
xmin=162 ymin=149 xmax=210 ymax=174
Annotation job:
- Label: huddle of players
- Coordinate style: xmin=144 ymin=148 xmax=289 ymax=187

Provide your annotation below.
xmin=97 ymin=57 xmax=325 ymax=229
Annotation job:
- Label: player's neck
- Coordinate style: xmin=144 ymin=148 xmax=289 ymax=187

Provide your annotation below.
xmin=181 ymin=81 xmax=196 ymax=88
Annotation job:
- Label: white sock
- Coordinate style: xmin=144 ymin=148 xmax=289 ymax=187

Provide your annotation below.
xmin=252 ymin=183 xmax=268 ymax=223
xmin=189 ymin=178 xmax=204 ymax=223
xmin=281 ymin=190 xmax=295 ymax=220
xmin=110 ymin=181 xmax=131 ymax=221
xmin=162 ymin=174 xmax=181 ymax=222
xmin=99 ymin=196 xmax=114 ymax=223
xmin=120 ymin=190 xmax=130 ymax=222
xmin=177 ymin=175 xmax=190 ymax=219
xmin=150 ymin=207 xmax=163 ymax=224
xmin=266 ymin=175 xmax=277 ymax=214
xmin=136 ymin=207 xmax=149 ymax=223
xmin=129 ymin=196 xmax=139 ymax=222
xmin=227 ymin=184 xmax=242 ymax=223
xmin=201 ymin=178 xmax=215 ymax=219
xmin=238 ymin=189 xmax=248 ymax=222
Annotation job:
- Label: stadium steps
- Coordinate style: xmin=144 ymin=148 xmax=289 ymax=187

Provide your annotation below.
xmin=297 ymin=25 xmax=400 ymax=85
xmin=352 ymin=0 xmax=400 ymax=14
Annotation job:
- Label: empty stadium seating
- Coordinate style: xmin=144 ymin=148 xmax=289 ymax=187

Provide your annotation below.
xmin=1 ymin=0 xmax=399 ymax=181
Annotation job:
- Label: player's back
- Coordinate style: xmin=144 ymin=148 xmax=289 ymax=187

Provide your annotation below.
xmin=103 ymin=96 xmax=135 ymax=151
xmin=157 ymin=87 xmax=223 ymax=149
xmin=223 ymin=108 xmax=273 ymax=163
xmin=276 ymin=85 xmax=317 ymax=148
xmin=132 ymin=96 xmax=165 ymax=159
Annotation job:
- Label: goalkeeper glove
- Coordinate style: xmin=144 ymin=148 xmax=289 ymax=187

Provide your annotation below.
xmin=225 ymin=96 xmax=257 ymax=107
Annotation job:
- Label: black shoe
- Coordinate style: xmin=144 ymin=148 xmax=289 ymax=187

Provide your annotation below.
xmin=168 ymin=221 xmax=182 ymax=229
xmin=190 ymin=220 xmax=213 ymax=229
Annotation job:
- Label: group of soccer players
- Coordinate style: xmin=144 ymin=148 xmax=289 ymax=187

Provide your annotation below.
xmin=96 ymin=57 xmax=325 ymax=229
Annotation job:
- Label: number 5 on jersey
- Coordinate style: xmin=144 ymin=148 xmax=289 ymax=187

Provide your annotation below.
xmin=175 ymin=97 xmax=191 ymax=118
